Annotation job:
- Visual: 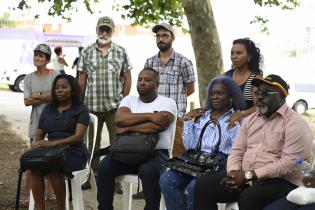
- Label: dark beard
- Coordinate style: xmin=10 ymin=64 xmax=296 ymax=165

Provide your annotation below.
xmin=157 ymin=43 xmax=171 ymax=52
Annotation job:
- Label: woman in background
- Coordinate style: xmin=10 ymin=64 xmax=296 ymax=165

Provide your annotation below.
xmin=225 ymin=38 xmax=263 ymax=128
xmin=52 ymin=46 xmax=68 ymax=74
xmin=30 ymin=74 xmax=89 ymax=210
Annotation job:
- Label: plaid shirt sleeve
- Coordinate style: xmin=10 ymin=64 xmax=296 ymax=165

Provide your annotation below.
xmin=77 ymin=50 xmax=86 ymax=72
xmin=121 ymin=50 xmax=132 ymax=72
xmin=181 ymin=59 xmax=196 ymax=84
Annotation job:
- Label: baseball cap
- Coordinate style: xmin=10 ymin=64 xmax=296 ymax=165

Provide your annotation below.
xmin=34 ymin=44 xmax=51 ymax=58
xmin=97 ymin=16 xmax=115 ymax=29
xmin=152 ymin=23 xmax=175 ymax=35
xmin=252 ymin=74 xmax=289 ymax=96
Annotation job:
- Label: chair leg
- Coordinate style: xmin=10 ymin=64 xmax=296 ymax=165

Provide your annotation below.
xmin=159 ymin=194 xmax=166 ymax=210
xmin=122 ymin=181 xmax=133 ymax=210
xmin=65 ymin=180 xmax=70 ymax=210
xmin=70 ymin=177 xmax=85 ymax=210
xmin=28 ymin=190 xmax=34 ymax=210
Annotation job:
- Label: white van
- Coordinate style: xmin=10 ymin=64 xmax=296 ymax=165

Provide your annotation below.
xmin=286 ymin=83 xmax=315 ymax=113
xmin=0 ymin=29 xmax=85 ymax=92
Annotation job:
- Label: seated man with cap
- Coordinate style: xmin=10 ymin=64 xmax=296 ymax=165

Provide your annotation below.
xmin=193 ymin=74 xmax=313 ymax=210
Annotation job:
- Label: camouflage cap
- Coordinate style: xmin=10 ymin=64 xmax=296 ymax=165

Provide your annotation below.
xmin=97 ymin=16 xmax=115 ymax=29
xmin=34 ymin=44 xmax=51 ymax=58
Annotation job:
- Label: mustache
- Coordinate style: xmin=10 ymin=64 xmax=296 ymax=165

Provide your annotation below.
xmin=98 ymin=36 xmax=109 ymax=39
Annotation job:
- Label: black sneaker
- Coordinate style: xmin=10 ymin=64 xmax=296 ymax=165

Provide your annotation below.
xmin=132 ymin=191 xmax=144 ymax=200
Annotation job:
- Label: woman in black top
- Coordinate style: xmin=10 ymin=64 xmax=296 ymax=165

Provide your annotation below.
xmin=30 ymin=74 xmax=89 ymax=210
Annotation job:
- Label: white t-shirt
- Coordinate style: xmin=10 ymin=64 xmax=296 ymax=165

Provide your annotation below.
xmin=119 ymin=95 xmax=177 ymax=150
xmin=52 ymin=56 xmax=65 ymax=71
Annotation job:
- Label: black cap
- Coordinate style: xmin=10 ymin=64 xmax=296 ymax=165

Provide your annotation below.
xmin=252 ymin=74 xmax=289 ymax=96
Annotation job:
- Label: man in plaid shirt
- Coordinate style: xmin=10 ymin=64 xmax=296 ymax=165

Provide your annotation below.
xmin=144 ymin=23 xmax=196 ymax=156
xmin=78 ymin=16 xmax=132 ymax=192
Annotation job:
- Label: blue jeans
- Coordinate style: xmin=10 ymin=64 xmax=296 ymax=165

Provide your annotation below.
xmin=263 ymin=197 xmax=315 ymax=210
xmin=159 ymin=170 xmax=197 ymax=210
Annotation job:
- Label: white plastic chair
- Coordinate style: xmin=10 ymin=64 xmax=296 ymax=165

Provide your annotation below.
xmin=225 ymin=202 xmax=239 ymax=210
xmin=29 ymin=113 xmax=98 ymax=210
xmin=118 ymin=121 xmax=177 ymax=210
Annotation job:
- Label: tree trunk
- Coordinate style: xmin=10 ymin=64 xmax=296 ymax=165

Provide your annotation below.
xmin=183 ymin=0 xmax=224 ymax=105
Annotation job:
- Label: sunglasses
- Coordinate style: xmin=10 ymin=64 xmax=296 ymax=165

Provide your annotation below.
xmin=254 ymin=90 xmax=279 ymax=97
xmin=98 ymin=26 xmax=112 ymax=34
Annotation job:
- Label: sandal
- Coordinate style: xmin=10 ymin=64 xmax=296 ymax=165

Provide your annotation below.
xmin=19 ymin=199 xmax=29 ymax=208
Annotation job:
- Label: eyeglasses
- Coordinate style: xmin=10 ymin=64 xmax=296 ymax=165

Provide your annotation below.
xmin=155 ymin=33 xmax=172 ymax=39
xmin=254 ymin=90 xmax=279 ymax=97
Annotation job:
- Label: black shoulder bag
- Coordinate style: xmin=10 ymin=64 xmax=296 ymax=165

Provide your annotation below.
xmin=15 ymin=144 xmax=71 ymax=210
xmin=109 ymin=132 xmax=159 ymax=164
xmin=163 ymin=119 xmax=226 ymax=177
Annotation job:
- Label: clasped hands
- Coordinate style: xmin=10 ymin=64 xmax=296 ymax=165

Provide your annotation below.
xmin=220 ymin=170 xmax=247 ymax=191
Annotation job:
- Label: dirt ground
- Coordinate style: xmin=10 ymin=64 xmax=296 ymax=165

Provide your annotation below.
xmin=0 ymin=115 xmax=29 ymax=210
xmin=0 ymin=114 xmax=145 ymax=210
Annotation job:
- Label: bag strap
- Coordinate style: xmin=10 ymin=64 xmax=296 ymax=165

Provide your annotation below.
xmin=195 ymin=119 xmax=221 ymax=155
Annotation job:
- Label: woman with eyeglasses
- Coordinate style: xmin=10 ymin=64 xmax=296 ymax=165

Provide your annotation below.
xmin=159 ymin=76 xmax=246 ymax=210
xmin=225 ymin=38 xmax=263 ymax=128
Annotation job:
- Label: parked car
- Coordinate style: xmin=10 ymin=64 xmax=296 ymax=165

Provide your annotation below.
xmin=0 ymin=64 xmax=34 ymax=92
xmin=286 ymin=83 xmax=315 ymax=113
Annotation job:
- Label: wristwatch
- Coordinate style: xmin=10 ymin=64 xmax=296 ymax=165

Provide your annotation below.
xmin=244 ymin=171 xmax=253 ymax=180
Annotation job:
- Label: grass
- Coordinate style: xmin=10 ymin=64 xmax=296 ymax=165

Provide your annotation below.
xmin=0 ymin=84 xmax=9 ymax=91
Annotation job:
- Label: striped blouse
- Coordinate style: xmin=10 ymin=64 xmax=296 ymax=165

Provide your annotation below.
xmin=225 ymin=69 xmax=258 ymax=108
xmin=182 ymin=109 xmax=240 ymax=155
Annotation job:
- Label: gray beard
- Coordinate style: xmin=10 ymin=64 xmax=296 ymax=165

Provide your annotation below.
xmin=97 ymin=37 xmax=111 ymax=45
xmin=256 ymin=105 xmax=269 ymax=116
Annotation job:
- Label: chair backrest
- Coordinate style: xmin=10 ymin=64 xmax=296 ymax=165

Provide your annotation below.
xmin=87 ymin=113 xmax=98 ymax=169
xmin=169 ymin=119 xmax=177 ymax=158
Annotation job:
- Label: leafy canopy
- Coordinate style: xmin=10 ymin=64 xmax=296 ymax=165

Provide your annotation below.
xmin=15 ymin=0 xmax=300 ymax=32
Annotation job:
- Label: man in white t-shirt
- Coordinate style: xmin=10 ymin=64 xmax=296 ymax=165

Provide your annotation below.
xmin=96 ymin=67 xmax=177 ymax=210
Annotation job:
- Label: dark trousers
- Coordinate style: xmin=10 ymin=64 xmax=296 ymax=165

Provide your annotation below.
xmin=97 ymin=150 xmax=169 ymax=210
xmin=194 ymin=172 xmax=297 ymax=210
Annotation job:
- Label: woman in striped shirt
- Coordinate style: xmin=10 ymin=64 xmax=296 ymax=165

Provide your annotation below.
xmin=225 ymin=38 xmax=263 ymax=128
xmin=159 ymin=76 xmax=246 ymax=210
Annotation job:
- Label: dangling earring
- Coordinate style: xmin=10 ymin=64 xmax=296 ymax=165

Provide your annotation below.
xmin=230 ymin=99 xmax=233 ymax=108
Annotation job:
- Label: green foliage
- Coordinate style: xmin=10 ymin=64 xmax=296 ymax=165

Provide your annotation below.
xmin=250 ymin=16 xmax=270 ymax=34
xmin=14 ymin=0 xmax=300 ymax=29
xmin=254 ymin=0 xmax=300 ymax=10
xmin=0 ymin=13 xmax=16 ymax=28
xmin=113 ymin=0 xmax=185 ymax=27
xmin=253 ymin=0 xmax=300 ymax=33
xmin=16 ymin=0 xmax=99 ymax=21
